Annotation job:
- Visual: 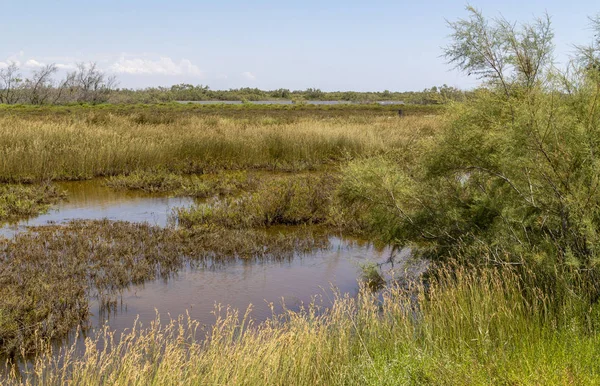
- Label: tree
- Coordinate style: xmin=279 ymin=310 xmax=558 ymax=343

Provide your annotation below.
xmin=0 ymin=63 xmax=23 ymax=104
xmin=340 ymin=9 xmax=600 ymax=299
xmin=65 ymin=62 xmax=117 ymax=104
xmin=24 ymin=64 xmax=58 ymax=105
xmin=444 ymin=6 xmax=554 ymax=97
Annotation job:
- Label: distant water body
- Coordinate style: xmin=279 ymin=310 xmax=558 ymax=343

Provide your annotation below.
xmin=175 ymin=100 xmax=405 ymax=105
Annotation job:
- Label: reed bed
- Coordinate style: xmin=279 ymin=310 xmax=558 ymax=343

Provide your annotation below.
xmin=0 ymin=110 xmax=442 ymax=182
xmin=4 ymin=265 xmax=598 ymax=385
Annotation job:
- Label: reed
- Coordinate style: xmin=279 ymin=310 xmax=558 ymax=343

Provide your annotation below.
xmin=0 ymin=108 xmax=442 ymax=182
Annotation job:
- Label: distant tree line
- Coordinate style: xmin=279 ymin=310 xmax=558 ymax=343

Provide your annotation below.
xmin=110 ymin=84 xmax=469 ymax=104
xmin=0 ymin=61 xmax=468 ymax=105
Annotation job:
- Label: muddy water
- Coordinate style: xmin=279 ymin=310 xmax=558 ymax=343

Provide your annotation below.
xmin=91 ymin=238 xmax=404 ymax=332
xmin=0 ymin=180 xmax=195 ymax=238
xmin=1 ymin=180 xmax=418 ymax=342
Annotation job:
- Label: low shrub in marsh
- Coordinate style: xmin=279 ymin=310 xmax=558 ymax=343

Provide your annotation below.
xmin=0 ymin=183 xmax=66 ymax=223
xmin=105 ymin=170 xmax=257 ymax=197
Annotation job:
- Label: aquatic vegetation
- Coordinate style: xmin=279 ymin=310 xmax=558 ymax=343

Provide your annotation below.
xmin=176 ymin=173 xmax=337 ymax=229
xmin=0 ymin=183 xmax=66 ymax=223
xmin=359 ymin=262 xmax=386 ymax=291
xmin=105 ymin=170 xmax=257 ymax=197
xmin=0 ymin=220 xmax=328 ymax=355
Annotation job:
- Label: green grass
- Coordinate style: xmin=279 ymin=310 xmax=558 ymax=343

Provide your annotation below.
xmin=5 ymin=265 xmax=599 ymax=385
xmin=0 ymin=183 xmax=66 ymax=223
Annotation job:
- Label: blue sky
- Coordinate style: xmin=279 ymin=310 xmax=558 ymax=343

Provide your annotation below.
xmin=1 ymin=1 xmax=598 ymax=91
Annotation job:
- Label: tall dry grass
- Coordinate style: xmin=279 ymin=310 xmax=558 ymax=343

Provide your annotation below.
xmin=0 ymin=112 xmax=442 ymax=182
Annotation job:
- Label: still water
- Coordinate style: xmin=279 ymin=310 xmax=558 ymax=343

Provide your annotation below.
xmin=0 ymin=180 xmax=417 ymax=333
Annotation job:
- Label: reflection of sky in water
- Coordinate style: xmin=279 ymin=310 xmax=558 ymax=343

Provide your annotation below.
xmin=0 ymin=180 xmax=195 ymax=238
xmin=90 ymin=238 xmax=403 ymax=332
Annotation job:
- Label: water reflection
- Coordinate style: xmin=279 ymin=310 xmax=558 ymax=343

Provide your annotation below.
xmin=91 ymin=237 xmax=404 ymax=332
xmin=0 ymin=180 xmax=195 ymax=238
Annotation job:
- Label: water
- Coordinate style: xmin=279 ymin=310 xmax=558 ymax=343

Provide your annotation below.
xmin=0 ymin=180 xmax=195 ymax=238
xmin=91 ymin=237 xmax=404 ymax=332
xmin=175 ymin=100 xmax=406 ymax=106
xmin=1 ymin=179 xmax=421 ymax=350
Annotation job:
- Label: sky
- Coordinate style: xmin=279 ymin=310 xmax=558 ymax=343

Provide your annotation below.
xmin=0 ymin=0 xmax=598 ymax=91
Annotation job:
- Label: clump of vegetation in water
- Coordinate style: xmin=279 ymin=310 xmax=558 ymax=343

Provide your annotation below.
xmin=0 ymin=220 xmax=328 ymax=356
xmin=176 ymin=173 xmax=337 ymax=229
xmin=104 ymin=170 xmax=257 ymax=197
xmin=0 ymin=183 xmax=66 ymax=223
xmin=359 ymin=262 xmax=386 ymax=291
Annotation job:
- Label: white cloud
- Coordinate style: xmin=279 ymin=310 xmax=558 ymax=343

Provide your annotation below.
xmin=55 ymin=63 xmax=77 ymax=70
xmin=242 ymin=71 xmax=256 ymax=81
xmin=0 ymin=60 xmax=20 ymax=70
xmin=24 ymin=59 xmax=46 ymax=68
xmin=0 ymin=52 xmax=23 ymax=69
xmin=0 ymin=52 xmax=76 ymax=72
xmin=109 ymin=56 xmax=203 ymax=77
xmin=7 ymin=51 xmax=24 ymax=67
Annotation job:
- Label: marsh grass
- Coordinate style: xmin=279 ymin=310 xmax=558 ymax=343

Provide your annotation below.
xmin=0 ymin=220 xmax=329 ymax=356
xmin=0 ymin=107 xmax=443 ymax=182
xmin=104 ymin=170 xmax=257 ymax=197
xmin=176 ymin=173 xmax=337 ymax=229
xmin=0 ymin=183 xmax=66 ymax=223
xmin=4 ymin=265 xmax=599 ymax=385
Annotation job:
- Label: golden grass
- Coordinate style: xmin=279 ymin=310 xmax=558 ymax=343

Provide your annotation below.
xmin=0 ymin=112 xmax=443 ymax=182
